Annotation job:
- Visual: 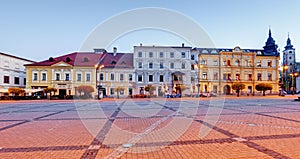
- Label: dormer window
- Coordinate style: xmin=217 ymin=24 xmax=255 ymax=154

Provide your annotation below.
xmin=83 ymin=57 xmax=89 ymax=62
xmin=111 ymin=61 xmax=117 ymax=65
xmin=121 ymin=61 xmax=126 ymax=65
xmin=66 ymin=57 xmax=71 ymax=62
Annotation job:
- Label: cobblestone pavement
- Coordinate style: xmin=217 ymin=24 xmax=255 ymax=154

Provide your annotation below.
xmin=0 ymin=96 xmax=300 ymax=159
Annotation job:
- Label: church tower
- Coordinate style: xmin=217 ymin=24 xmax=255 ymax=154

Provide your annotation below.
xmin=283 ymin=33 xmax=296 ymax=73
xmin=263 ymin=28 xmax=280 ymax=57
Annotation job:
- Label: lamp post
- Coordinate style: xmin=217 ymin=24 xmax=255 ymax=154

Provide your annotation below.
xmin=194 ymin=63 xmax=203 ymax=97
xmin=283 ymin=65 xmax=289 ymax=91
xmin=95 ymin=64 xmax=104 ymax=99
xmin=290 ymin=72 xmax=298 ymax=95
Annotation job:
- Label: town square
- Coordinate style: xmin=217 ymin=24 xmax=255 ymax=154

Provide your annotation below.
xmin=1 ymin=0 xmax=300 ymax=158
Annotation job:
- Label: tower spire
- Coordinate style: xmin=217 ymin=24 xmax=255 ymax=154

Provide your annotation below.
xmin=268 ymin=26 xmax=272 ymax=37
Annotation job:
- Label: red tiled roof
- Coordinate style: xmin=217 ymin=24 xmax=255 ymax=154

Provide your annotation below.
xmin=25 ymin=52 xmax=105 ymax=67
xmin=99 ymin=53 xmax=133 ymax=69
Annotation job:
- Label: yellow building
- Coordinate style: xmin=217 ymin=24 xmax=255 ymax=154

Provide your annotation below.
xmin=25 ymin=52 xmax=104 ymax=98
xmin=97 ymin=50 xmax=134 ymax=97
xmin=193 ymin=46 xmax=280 ymax=95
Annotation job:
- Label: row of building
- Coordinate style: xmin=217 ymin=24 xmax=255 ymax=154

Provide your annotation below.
xmin=0 ymin=29 xmax=299 ymax=97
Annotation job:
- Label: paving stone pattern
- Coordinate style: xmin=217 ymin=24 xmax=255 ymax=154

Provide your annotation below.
xmin=0 ymin=97 xmax=300 ymax=159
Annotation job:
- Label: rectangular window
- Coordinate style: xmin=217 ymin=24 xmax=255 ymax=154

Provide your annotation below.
xmin=65 ymin=73 xmax=70 ymax=81
xmin=223 ymin=74 xmax=227 ymax=80
xmin=14 ymin=77 xmax=19 ymax=85
xmin=213 ymin=60 xmax=218 ymax=66
xmin=149 ymin=62 xmax=153 ymax=69
xmin=128 ymin=74 xmax=132 ymax=81
xmin=248 ymin=74 xmax=252 ymax=81
xmin=236 ymin=74 xmax=240 ymax=81
xmin=86 ymin=73 xmax=91 ymax=81
xmin=138 ymin=62 xmax=142 ymax=68
xmin=120 ymin=74 xmax=124 ymax=80
xmin=160 ymin=62 xmax=164 ymax=69
xmin=267 ymin=60 xmax=272 ymax=67
xmin=213 ymin=73 xmax=218 ymax=80
xmin=149 ymin=75 xmax=153 ymax=82
xmin=100 ymin=73 xmax=104 ymax=80
xmin=77 ymin=74 xmax=82 ymax=81
xmin=4 ymin=76 xmax=9 ymax=84
xmin=170 ymin=52 xmax=174 ymax=58
xmin=56 ymin=73 xmax=60 ymax=81
xmin=110 ymin=73 xmax=114 ymax=81
xmin=202 ymin=59 xmax=207 ymax=66
xmin=110 ymin=88 xmax=114 ymax=95
xmin=138 ymin=52 xmax=142 ymax=57
xmin=149 ymin=52 xmax=153 ymax=58
xmin=191 ymin=54 xmax=195 ymax=60
xmin=159 ymin=52 xmax=164 ymax=58
xmin=202 ymin=72 xmax=207 ymax=80
xmin=170 ymin=62 xmax=174 ymax=69
xmin=257 ymin=73 xmax=262 ymax=81
xmin=34 ymin=73 xmax=38 ymax=81
xmin=138 ymin=75 xmax=143 ymax=82
xmin=227 ymin=73 xmax=232 ymax=81
xmin=181 ymin=52 xmax=186 ymax=58
xmin=227 ymin=60 xmax=231 ymax=66
xmin=42 ymin=73 xmax=46 ymax=81
xmin=159 ymin=75 xmax=164 ymax=82
xmin=257 ymin=61 xmax=261 ymax=67
xmin=23 ymin=78 xmax=26 ymax=85
xmin=181 ymin=63 xmax=185 ymax=69
xmin=191 ymin=64 xmax=195 ymax=70
xmin=268 ymin=73 xmax=272 ymax=81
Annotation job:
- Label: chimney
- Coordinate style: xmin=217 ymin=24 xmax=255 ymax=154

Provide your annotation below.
xmin=113 ymin=47 xmax=117 ymax=56
xmin=182 ymin=43 xmax=185 ymax=47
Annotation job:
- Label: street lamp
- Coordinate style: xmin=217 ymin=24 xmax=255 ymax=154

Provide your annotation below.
xmin=290 ymin=72 xmax=298 ymax=95
xmin=194 ymin=63 xmax=203 ymax=97
xmin=95 ymin=64 xmax=104 ymax=99
xmin=283 ymin=65 xmax=289 ymax=91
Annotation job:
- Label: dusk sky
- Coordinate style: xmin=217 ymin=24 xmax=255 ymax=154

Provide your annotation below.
xmin=1 ymin=0 xmax=300 ymax=62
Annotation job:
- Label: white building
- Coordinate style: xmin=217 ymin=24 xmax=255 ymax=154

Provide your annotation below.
xmin=133 ymin=44 xmax=194 ymax=96
xmin=0 ymin=52 xmax=34 ymax=90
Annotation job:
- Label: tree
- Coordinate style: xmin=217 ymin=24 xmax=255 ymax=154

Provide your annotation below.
xmin=255 ymin=83 xmax=273 ymax=96
xmin=145 ymin=85 xmax=156 ymax=95
xmin=77 ymin=85 xmax=94 ymax=98
xmin=113 ymin=86 xmax=125 ymax=99
xmin=44 ymin=87 xmax=57 ymax=99
xmin=8 ymin=87 xmax=25 ymax=98
xmin=232 ymin=83 xmax=246 ymax=97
